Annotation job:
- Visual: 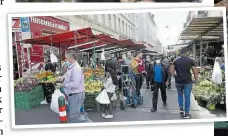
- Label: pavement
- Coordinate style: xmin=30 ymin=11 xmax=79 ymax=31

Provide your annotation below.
xmin=15 ymin=79 xmax=226 ymax=125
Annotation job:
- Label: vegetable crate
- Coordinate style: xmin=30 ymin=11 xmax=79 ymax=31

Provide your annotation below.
xmin=84 ymin=92 xmax=100 ymax=112
xmin=14 ymin=85 xmax=44 ymax=110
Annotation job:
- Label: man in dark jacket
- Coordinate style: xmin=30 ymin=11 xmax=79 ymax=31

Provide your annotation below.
xmin=145 ymin=55 xmax=152 ymax=89
xmin=150 ymin=59 xmax=170 ymax=112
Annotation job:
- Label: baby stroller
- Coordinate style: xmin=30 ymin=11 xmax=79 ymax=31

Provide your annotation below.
xmin=119 ymin=65 xmax=143 ymax=109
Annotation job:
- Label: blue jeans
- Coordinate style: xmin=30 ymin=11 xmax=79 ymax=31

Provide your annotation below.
xmin=175 ymin=83 xmax=193 ymax=114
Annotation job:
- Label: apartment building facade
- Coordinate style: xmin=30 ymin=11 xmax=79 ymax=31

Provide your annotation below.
xmin=135 ymin=13 xmax=162 ymax=54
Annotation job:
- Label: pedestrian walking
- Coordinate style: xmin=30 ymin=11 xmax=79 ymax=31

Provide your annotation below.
xmin=57 ymin=50 xmax=91 ymax=123
xmin=131 ymin=51 xmax=146 ymax=97
xmin=145 ymin=55 xmax=152 ymax=89
xmin=101 ymin=72 xmax=116 ymax=119
xmin=150 ymin=59 xmax=170 ymax=112
xmin=170 ymin=53 xmax=198 ymax=119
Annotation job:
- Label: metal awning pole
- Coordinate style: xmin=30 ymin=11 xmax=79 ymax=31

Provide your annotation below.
xmin=193 ymin=42 xmax=196 ymax=60
xmin=200 ymin=39 xmax=202 ymax=67
xmin=74 ymin=30 xmax=77 ymax=50
xmin=93 ymin=42 xmax=96 ymax=68
xmin=59 ymin=44 xmax=61 ymax=73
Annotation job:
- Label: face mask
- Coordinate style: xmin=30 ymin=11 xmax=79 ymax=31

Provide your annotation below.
xmin=156 ymin=60 xmax=160 ymax=64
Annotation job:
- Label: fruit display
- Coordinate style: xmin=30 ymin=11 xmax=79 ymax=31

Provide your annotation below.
xmin=35 ymin=71 xmax=53 ymax=79
xmin=93 ymin=68 xmax=105 ymax=78
xmin=84 ymin=68 xmax=94 ymax=80
xmin=83 ymin=68 xmax=104 ymax=80
xmin=34 ymin=71 xmax=57 ymax=83
xmin=84 ymin=80 xmax=103 ymax=94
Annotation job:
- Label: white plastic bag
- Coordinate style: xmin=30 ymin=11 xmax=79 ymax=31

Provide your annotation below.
xmin=95 ymin=89 xmax=110 ymax=104
xmin=101 ymin=48 xmax=105 ymax=61
xmin=119 ymin=94 xmax=127 ymax=101
xmin=50 ymin=53 xmax=58 ymax=63
xmin=50 ymin=89 xmax=68 ymax=114
xmin=212 ymin=59 xmax=222 ymax=85
xmin=111 ymin=93 xmax=117 ymax=101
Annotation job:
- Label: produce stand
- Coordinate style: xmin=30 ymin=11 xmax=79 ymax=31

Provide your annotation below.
xmin=193 ymin=67 xmax=226 ymax=111
xmin=14 ymin=78 xmax=44 ymax=110
xmin=18 ymin=27 xmax=146 ymax=113
xmin=83 ymin=67 xmax=104 ymax=112
xmin=35 ymin=71 xmax=58 ymax=104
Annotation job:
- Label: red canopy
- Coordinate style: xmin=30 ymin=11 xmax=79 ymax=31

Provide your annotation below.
xmin=21 ymin=27 xmax=145 ymax=51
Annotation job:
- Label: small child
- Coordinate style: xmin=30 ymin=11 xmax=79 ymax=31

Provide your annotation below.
xmin=101 ymin=72 xmax=116 ymax=119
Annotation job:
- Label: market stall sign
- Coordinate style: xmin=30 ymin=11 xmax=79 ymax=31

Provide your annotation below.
xmin=30 ymin=17 xmax=68 ymax=31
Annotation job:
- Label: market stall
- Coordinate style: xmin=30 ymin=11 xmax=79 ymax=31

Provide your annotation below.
xmin=178 ymin=16 xmax=226 ymax=111
xmin=17 ymin=27 xmax=146 ymax=112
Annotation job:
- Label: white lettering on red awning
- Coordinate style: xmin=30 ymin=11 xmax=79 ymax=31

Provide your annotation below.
xmin=30 ymin=17 xmax=67 ymax=31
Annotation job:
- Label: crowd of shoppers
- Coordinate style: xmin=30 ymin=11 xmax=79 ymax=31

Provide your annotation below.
xmin=56 ymin=49 xmax=198 ymax=123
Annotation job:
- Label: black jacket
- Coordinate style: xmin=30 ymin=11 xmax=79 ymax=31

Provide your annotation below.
xmin=45 ymin=63 xmax=56 ymax=73
xmin=145 ymin=61 xmax=152 ymax=73
xmin=150 ymin=63 xmax=170 ymax=85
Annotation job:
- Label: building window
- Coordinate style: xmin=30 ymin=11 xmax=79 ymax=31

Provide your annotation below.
xmin=113 ymin=15 xmax=116 ymax=31
xmin=122 ymin=21 xmax=124 ymax=34
xmin=118 ymin=18 xmax=120 ymax=32
xmin=108 ymin=14 xmax=111 ymax=27
xmin=102 ymin=14 xmax=105 ymax=25
xmin=125 ymin=24 xmax=127 ymax=35
xmin=128 ymin=26 xmax=130 ymax=37
xmin=94 ymin=15 xmax=98 ymax=22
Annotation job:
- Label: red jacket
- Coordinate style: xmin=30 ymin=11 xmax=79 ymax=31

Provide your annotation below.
xmin=135 ymin=58 xmax=145 ymax=74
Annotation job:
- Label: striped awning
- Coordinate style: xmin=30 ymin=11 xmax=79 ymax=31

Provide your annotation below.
xmin=180 ymin=16 xmax=224 ymax=41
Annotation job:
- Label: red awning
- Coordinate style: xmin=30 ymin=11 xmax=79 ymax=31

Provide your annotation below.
xmin=22 ymin=27 xmax=95 ymax=47
xmin=21 ymin=27 xmax=145 ymax=52
xmin=22 ymin=27 xmax=123 ymax=50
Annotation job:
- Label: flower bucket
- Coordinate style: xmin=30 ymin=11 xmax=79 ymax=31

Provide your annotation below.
xmin=207 ymin=104 xmax=216 ymax=110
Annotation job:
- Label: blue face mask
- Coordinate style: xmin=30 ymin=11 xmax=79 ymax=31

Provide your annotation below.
xmin=65 ymin=61 xmax=71 ymax=67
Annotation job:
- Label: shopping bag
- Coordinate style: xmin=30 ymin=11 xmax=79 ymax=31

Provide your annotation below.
xmin=119 ymin=94 xmax=127 ymax=101
xmin=212 ymin=59 xmax=222 ymax=85
xmin=95 ymin=89 xmax=110 ymax=104
xmin=50 ymin=89 xmax=68 ymax=114
xmin=111 ymin=93 xmax=117 ymax=101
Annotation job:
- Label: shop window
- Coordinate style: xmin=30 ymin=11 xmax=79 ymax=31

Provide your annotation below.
xmin=108 ymin=14 xmax=111 ymax=28
xmin=12 ymin=32 xmax=15 ymax=41
xmin=118 ymin=18 xmax=120 ymax=32
xmin=102 ymin=14 xmax=105 ymax=25
xmin=113 ymin=15 xmax=116 ymax=31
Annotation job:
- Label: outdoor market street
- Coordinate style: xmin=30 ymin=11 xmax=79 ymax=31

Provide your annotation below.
xmin=15 ymin=79 xmax=226 ymax=125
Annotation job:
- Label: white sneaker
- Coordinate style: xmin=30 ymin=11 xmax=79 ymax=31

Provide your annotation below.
xmin=104 ymin=115 xmax=113 ymax=119
xmin=102 ymin=113 xmax=106 ymax=118
xmin=40 ymin=100 xmax=48 ymax=105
